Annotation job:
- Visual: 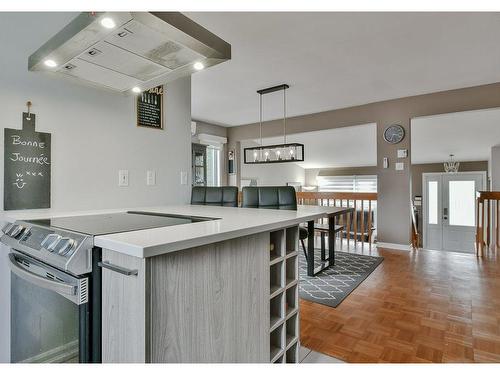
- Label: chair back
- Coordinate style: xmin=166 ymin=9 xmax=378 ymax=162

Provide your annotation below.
xmin=191 ymin=186 xmax=238 ymax=207
xmin=241 ymin=186 xmax=297 ymax=210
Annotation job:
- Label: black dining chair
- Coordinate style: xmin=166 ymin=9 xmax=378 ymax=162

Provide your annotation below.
xmin=241 ymin=186 xmax=309 ymax=259
xmin=191 ymin=186 xmax=239 ymax=207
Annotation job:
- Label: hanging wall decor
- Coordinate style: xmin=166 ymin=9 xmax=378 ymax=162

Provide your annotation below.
xmin=136 ymin=85 xmax=164 ymax=129
xmin=4 ymin=103 xmax=51 ymax=210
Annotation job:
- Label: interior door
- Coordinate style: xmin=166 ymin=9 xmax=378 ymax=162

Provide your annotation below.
xmin=424 ymin=172 xmax=485 ymax=253
xmin=442 ymin=173 xmax=484 ymax=252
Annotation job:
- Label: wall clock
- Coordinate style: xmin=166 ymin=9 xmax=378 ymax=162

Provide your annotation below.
xmin=383 ymin=124 xmax=405 ymax=144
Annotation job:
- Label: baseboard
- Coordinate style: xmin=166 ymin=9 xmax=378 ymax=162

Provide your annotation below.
xmin=376 ymin=242 xmax=411 ymax=251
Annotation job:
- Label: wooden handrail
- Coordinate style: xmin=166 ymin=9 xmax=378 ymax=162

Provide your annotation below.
xmin=296 ymin=192 xmax=378 ymax=200
xmin=476 ymin=191 xmax=500 ymax=257
xmin=477 ymin=191 xmax=500 ymax=201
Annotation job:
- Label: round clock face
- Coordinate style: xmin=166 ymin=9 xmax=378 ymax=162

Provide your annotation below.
xmin=384 ymin=125 xmax=405 ymax=144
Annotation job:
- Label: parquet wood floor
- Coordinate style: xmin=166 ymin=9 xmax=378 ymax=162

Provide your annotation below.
xmin=300 ymin=244 xmax=500 ymax=363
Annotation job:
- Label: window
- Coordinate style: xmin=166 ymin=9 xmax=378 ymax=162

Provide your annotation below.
xmin=449 ymin=180 xmax=475 ymax=227
xmin=428 ymin=181 xmax=438 ymax=225
xmin=317 ymin=175 xmax=377 ymax=192
xmin=206 ymin=146 xmax=221 ymax=187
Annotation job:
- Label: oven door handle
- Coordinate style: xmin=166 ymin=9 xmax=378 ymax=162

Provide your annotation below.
xmin=8 ymin=253 xmax=77 ymax=296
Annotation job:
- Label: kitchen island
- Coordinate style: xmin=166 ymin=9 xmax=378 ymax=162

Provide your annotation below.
xmin=2 ymin=204 xmax=340 ymax=363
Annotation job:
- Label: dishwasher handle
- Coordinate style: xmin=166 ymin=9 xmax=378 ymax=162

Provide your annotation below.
xmin=8 ymin=253 xmax=77 ymax=296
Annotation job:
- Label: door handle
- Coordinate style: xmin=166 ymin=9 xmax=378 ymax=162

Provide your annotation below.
xmin=443 ymin=207 xmax=448 ymax=220
xmin=98 ymin=261 xmax=138 ymax=276
xmin=8 ymin=253 xmax=77 ymax=296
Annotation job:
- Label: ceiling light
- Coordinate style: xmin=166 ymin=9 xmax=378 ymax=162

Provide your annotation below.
xmin=444 ymin=154 xmax=460 ymax=173
xmin=131 ymin=87 xmax=141 ymax=94
xmin=44 ymin=59 xmax=57 ymax=68
xmin=100 ymin=17 xmax=116 ymax=29
xmin=193 ymin=62 xmax=204 ymax=71
xmin=243 ymin=84 xmax=304 ymax=164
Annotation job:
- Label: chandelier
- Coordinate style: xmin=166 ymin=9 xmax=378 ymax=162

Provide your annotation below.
xmin=444 ymin=154 xmax=460 ymax=173
xmin=243 ymin=84 xmax=304 ymax=164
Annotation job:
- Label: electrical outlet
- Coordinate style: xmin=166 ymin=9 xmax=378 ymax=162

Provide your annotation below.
xmin=395 ymin=162 xmax=404 ymax=171
xmin=147 ymin=170 xmax=156 ymax=186
xmin=118 ymin=170 xmax=129 ymax=187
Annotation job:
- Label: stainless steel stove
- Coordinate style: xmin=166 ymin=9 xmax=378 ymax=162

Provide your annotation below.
xmin=1 ymin=211 xmax=213 ymax=363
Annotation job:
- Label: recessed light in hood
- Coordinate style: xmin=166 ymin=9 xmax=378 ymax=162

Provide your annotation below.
xmin=28 ymin=12 xmax=231 ymax=94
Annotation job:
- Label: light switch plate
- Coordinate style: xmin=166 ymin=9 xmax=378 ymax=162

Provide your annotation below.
xmin=395 ymin=162 xmax=404 ymax=171
xmin=383 ymin=157 xmax=389 ymax=169
xmin=180 ymin=171 xmax=188 ymax=185
xmin=118 ymin=170 xmax=129 ymax=187
xmin=397 ymin=149 xmax=408 ymax=158
xmin=147 ymin=170 xmax=156 ymax=186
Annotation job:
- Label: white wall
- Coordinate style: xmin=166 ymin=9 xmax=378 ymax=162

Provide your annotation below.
xmin=0 ymin=77 xmax=192 ymax=211
xmin=0 ymin=13 xmax=192 ymax=362
xmin=240 ymin=141 xmax=305 ymax=186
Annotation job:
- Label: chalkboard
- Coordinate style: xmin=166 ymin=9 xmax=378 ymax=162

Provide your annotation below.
xmin=4 ymin=112 xmax=51 ymax=210
xmin=136 ymin=85 xmax=164 ymax=129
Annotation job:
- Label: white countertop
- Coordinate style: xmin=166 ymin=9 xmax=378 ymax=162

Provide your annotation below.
xmin=1 ymin=204 xmax=345 ymax=258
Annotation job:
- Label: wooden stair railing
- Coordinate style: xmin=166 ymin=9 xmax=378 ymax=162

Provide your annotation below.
xmin=411 ymin=201 xmax=420 ymax=249
xmin=236 ymin=190 xmax=377 ymax=247
xmin=296 ymin=191 xmax=377 ymax=248
xmin=476 ymin=191 xmax=500 ymax=257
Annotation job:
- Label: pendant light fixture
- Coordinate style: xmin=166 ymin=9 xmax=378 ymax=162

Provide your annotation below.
xmin=243 ymin=84 xmax=304 ymax=164
xmin=444 ymin=154 xmax=460 ymax=173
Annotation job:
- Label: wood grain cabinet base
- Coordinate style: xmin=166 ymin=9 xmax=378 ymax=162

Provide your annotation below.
xmin=101 ymin=229 xmax=300 ymax=363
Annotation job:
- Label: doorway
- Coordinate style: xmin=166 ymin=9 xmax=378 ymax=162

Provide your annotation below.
xmin=423 ymin=171 xmax=486 ymax=252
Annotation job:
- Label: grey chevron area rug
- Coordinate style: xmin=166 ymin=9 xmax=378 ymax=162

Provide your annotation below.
xmin=299 ymin=250 xmax=383 ymax=308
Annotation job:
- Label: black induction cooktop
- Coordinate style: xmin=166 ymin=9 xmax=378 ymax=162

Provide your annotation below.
xmin=25 ymin=211 xmax=216 ymax=236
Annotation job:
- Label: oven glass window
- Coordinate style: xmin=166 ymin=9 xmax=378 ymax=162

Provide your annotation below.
xmin=11 ymin=273 xmax=80 ymax=363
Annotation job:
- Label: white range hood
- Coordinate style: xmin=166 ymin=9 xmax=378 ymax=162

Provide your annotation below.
xmin=28 ymin=12 xmax=231 ymax=93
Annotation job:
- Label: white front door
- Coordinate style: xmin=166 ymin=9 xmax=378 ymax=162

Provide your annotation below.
xmin=423 ymin=172 xmax=486 ymax=253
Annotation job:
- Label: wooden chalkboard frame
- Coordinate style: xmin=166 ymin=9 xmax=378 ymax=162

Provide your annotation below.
xmin=4 ymin=112 xmax=51 ymax=210
xmin=136 ymin=85 xmax=164 ymax=130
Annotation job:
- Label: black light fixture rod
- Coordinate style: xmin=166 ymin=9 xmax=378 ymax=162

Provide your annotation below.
xmin=256 ymin=84 xmax=289 ymax=95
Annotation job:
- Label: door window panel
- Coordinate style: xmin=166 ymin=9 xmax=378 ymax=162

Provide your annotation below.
xmin=449 ymin=180 xmax=475 ymax=227
xmin=428 ymin=181 xmax=438 ymax=225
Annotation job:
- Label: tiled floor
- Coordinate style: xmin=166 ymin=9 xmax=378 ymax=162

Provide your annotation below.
xmin=300 ymin=242 xmax=500 ymax=363
xmin=299 ymin=346 xmax=344 ymax=363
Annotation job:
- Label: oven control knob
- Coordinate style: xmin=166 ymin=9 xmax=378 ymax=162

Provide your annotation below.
xmin=9 ymin=225 xmax=25 ymax=238
xmin=57 ymin=238 xmax=77 ymax=256
xmin=41 ymin=234 xmax=61 ymax=252
xmin=1 ymin=223 xmax=13 ymax=235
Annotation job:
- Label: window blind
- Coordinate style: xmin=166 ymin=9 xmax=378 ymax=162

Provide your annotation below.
xmin=317 ymin=175 xmax=377 ymax=192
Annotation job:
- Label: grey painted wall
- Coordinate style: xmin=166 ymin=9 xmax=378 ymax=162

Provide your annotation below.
xmin=228 ymin=82 xmax=500 ymax=246
xmin=411 ymin=161 xmax=489 ymax=198
xmin=490 ymin=146 xmax=500 ymax=190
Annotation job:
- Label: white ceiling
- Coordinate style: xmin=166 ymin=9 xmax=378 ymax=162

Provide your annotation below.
xmin=187 ymin=12 xmax=500 ymax=126
xmin=411 ymin=108 xmax=500 ymax=164
xmin=242 ymin=123 xmax=377 ymax=169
